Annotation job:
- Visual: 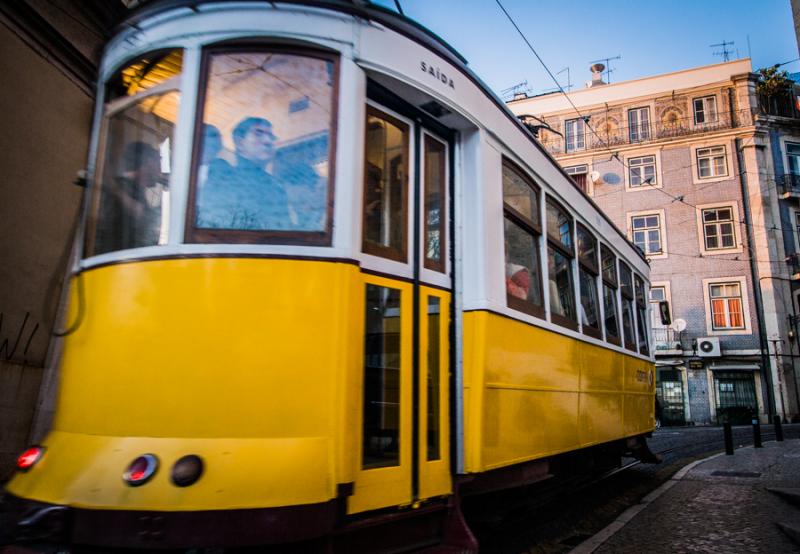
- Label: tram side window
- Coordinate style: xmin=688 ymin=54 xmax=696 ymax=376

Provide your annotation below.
xmin=189 ymin=49 xmax=337 ymax=244
xmin=635 ymin=275 xmax=650 ymax=356
xmin=546 ymin=199 xmax=577 ymax=328
xmin=502 ymin=160 xmax=544 ymax=317
xmin=577 ymin=224 xmax=601 ymax=338
xmin=86 ymin=50 xmax=183 ymax=257
xmin=424 ymin=135 xmax=447 ymax=272
xmin=363 ymin=107 xmax=409 ymax=262
xmin=619 ymin=262 xmax=636 ymax=351
xmin=601 ymin=245 xmax=621 ymax=345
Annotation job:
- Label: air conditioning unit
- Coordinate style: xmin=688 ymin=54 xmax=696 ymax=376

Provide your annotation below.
xmin=696 ymin=337 xmax=721 ymax=357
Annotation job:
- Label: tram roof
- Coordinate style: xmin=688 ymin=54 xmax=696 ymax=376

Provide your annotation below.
xmin=120 ymin=0 xmax=647 ymax=265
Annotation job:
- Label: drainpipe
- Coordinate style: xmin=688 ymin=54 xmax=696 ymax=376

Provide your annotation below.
xmin=735 ymin=137 xmax=776 ymax=417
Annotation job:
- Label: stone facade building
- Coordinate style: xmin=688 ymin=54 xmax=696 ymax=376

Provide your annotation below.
xmin=509 ymin=59 xmax=800 ymax=425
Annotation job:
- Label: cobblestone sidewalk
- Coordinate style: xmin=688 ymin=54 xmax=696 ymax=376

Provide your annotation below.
xmin=579 ymin=440 xmax=800 ymax=553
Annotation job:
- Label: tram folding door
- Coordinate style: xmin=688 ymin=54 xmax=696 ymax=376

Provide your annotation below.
xmin=350 ymin=101 xmax=453 ymax=514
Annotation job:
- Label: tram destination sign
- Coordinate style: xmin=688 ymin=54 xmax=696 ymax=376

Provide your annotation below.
xmin=421 ymin=61 xmax=455 ymax=89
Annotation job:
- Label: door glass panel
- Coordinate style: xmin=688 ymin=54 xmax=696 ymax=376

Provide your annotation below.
xmin=424 ymin=136 xmax=446 ymax=272
xmin=363 ymin=108 xmax=409 ymax=261
xmin=426 ymin=296 xmax=441 ymax=461
xmin=363 ymin=285 xmax=402 ymax=468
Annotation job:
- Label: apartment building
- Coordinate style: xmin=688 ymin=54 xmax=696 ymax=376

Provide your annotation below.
xmin=509 ymin=59 xmax=800 ymax=425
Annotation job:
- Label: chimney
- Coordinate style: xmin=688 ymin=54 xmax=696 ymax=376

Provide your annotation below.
xmin=588 ymin=63 xmax=606 ymax=88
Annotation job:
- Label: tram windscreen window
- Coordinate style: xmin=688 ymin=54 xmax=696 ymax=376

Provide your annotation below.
xmin=363 ymin=108 xmax=409 ymax=261
xmin=363 ymin=285 xmax=402 ymax=469
xmin=191 ymin=50 xmax=335 ymax=241
xmin=86 ymin=50 xmax=183 ymax=257
xmin=502 ymin=161 xmax=543 ymax=317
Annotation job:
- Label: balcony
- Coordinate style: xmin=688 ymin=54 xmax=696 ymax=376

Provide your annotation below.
xmin=653 ymin=327 xmax=683 ymax=353
xmin=787 ymin=253 xmax=800 ymax=280
xmin=538 ymin=108 xmax=755 ymax=156
xmin=758 ymin=92 xmax=800 ymax=119
xmin=779 ymin=174 xmax=800 ymax=200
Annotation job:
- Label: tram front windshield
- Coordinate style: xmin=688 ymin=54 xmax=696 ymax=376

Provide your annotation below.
xmin=85 ymin=47 xmax=336 ymax=257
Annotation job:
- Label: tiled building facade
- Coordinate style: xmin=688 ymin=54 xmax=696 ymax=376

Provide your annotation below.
xmin=510 ymin=59 xmax=800 ymax=425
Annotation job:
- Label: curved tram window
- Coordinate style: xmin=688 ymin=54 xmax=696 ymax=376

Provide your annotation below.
xmin=86 ymin=50 xmax=183 ymax=257
xmin=189 ymin=49 xmax=337 ymax=244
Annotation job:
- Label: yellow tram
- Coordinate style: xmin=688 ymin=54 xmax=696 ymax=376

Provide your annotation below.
xmin=4 ymin=1 xmax=656 ymax=550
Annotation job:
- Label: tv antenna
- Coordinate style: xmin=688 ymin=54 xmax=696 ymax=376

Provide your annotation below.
xmin=556 ymin=67 xmax=572 ymax=91
xmin=589 ymin=55 xmax=621 ymax=83
xmin=710 ymin=40 xmax=735 ymax=62
xmin=501 ymin=80 xmax=533 ymax=101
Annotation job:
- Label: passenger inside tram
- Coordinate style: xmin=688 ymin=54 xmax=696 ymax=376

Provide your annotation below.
xmin=95 ymin=141 xmax=166 ymax=253
xmin=198 ymin=117 xmax=290 ymax=230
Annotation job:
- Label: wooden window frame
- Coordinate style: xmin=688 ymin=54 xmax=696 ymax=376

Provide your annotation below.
xmin=619 ymin=261 xmax=637 ymax=352
xmin=185 ymin=45 xmax=340 ymax=246
xmin=628 ymin=106 xmax=651 ymax=143
xmin=635 ymin=274 xmax=650 ymax=356
xmin=696 ymin=145 xmax=728 ymax=179
xmin=577 ymin=223 xmax=602 ymax=339
xmin=600 ymin=244 xmax=621 ymax=346
xmin=502 ymin=158 xmax=545 ymax=319
xmin=546 ymin=198 xmax=578 ymax=330
xmin=702 ymin=207 xmax=736 ymax=251
xmin=423 ymin=133 xmax=447 ymax=273
xmin=361 ymin=105 xmax=410 ymax=263
xmin=693 ymin=95 xmax=718 ymax=125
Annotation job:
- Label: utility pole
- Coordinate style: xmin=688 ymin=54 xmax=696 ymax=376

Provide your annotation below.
xmin=768 ymin=338 xmax=787 ymax=422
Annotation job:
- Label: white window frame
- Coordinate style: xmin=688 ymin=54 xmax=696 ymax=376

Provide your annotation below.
xmin=565 ymin=118 xmax=586 ymax=153
xmin=628 ymin=106 xmax=651 ymax=143
xmin=624 ymin=151 xmax=661 ymax=191
xmin=628 ymin=209 xmax=667 ymax=259
xmin=695 ymin=145 xmax=729 ymax=180
xmin=693 ymin=95 xmax=718 ymax=125
xmin=701 ymin=276 xmax=752 ymax=336
xmin=649 ymin=280 xmax=672 ymax=334
xmin=695 ymin=202 xmax=742 ymax=255
xmin=793 ymin=209 xmax=800 ymax=253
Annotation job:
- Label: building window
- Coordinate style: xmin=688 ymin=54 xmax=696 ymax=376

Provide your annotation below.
xmin=503 ymin=160 xmax=544 ymax=318
xmin=787 ymin=143 xmax=800 ymax=175
xmin=601 ymin=245 xmax=620 ymax=345
xmin=795 ymin=211 xmax=800 ymax=247
xmin=628 ymin=107 xmax=651 ymax=142
xmin=619 ymin=262 xmax=636 ymax=351
xmin=697 ymin=146 xmax=728 ymax=178
xmin=577 ymin=224 xmax=601 ymax=338
xmin=565 ymin=164 xmax=589 ymax=193
xmin=546 ymin=199 xmax=577 ymax=328
xmin=628 ymin=155 xmax=656 ymax=187
xmin=693 ymin=96 xmax=718 ymax=124
xmin=709 ymin=282 xmax=745 ymax=330
xmin=565 ymin=118 xmax=585 ymax=152
xmin=702 ymin=207 xmax=736 ymax=250
xmin=631 ymin=214 xmax=663 ymax=255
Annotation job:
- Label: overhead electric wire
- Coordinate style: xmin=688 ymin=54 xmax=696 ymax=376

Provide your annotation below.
xmin=493 ymin=1 xmax=790 ymax=256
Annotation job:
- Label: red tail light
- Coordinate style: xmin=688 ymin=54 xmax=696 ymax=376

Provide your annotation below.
xmin=123 ymin=454 xmax=158 ymax=486
xmin=16 ymin=446 xmax=45 ymax=471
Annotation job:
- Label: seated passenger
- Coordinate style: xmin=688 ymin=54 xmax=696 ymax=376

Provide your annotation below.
xmin=506 ymin=263 xmax=530 ymax=300
xmin=197 ymin=117 xmax=290 ymax=231
xmin=96 ymin=141 xmax=164 ymax=252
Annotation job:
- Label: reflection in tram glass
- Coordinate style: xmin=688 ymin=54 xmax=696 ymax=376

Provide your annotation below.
xmin=193 ymin=51 xmax=334 ymax=234
xmin=363 ymin=285 xmax=402 ymax=469
xmin=87 ymin=50 xmax=183 ymax=257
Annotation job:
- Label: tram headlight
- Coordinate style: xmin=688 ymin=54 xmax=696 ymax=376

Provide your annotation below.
xmin=16 ymin=446 xmax=45 ymax=471
xmin=123 ymin=454 xmax=159 ymax=486
xmin=171 ymin=454 xmax=204 ymax=487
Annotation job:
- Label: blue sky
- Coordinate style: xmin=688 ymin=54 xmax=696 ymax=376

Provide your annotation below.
xmin=371 ymin=0 xmax=799 ymax=98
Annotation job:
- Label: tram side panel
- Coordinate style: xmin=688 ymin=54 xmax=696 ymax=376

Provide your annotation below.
xmin=578 ymin=346 xmax=625 ymax=447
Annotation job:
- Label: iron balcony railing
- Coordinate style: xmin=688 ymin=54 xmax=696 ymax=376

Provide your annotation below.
xmin=538 ymin=108 xmax=756 ymax=155
xmin=780 ymin=174 xmax=800 ymax=196
xmin=653 ymin=327 xmax=682 ymax=351
xmin=758 ymin=92 xmax=800 ymax=119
